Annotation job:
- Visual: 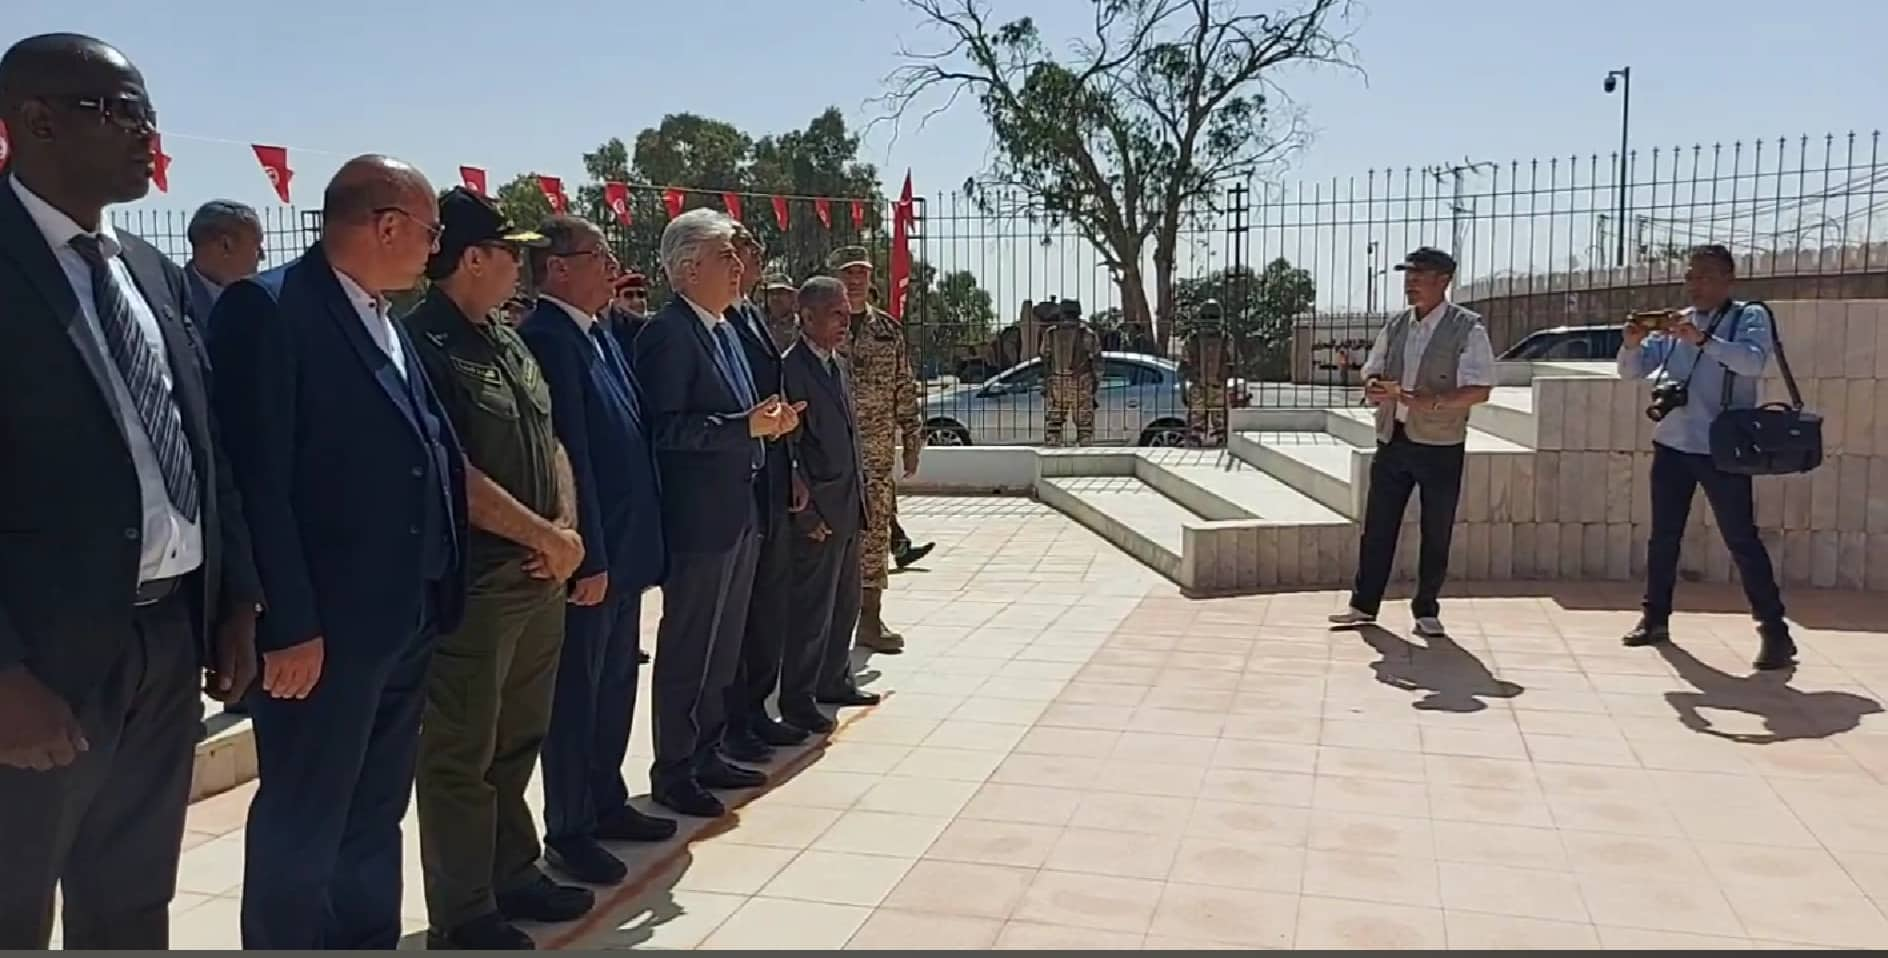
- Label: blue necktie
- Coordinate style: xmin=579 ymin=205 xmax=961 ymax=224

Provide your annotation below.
xmin=713 ymin=322 xmax=758 ymax=407
xmin=590 ymin=325 xmax=641 ymax=423
xmin=70 ymin=233 xmax=200 ymax=522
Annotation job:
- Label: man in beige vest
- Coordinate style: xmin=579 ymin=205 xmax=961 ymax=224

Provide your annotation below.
xmin=1329 ymin=247 xmax=1495 ymax=637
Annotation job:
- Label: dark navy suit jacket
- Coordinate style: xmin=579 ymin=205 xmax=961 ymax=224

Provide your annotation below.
xmin=207 ymin=243 xmax=467 ymax=653
xmin=726 ymin=299 xmax=794 ymax=518
xmin=781 ymin=343 xmax=866 ymax=541
xmin=518 ymin=299 xmax=666 ymax=592
xmin=630 ymin=297 xmax=762 ymax=554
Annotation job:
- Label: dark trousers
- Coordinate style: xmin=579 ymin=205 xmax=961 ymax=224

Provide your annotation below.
xmin=649 ymin=519 xmax=759 ymax=789
xmin=890 ymin=518 xmax=909 ymax=551
xmin=1350 ymin=426 xmax=1466 ymax=619
xmin=1643 ymin=441 xmax=1787 ymax=625
xmin=416 ymin=570 xmax=565 ymax=931
xmin=725 ymin=503 xmax=791 ymax=740
xmin=241 ymin=613 xmax=435 ymax=950
xmin=541 ymin=578 xmax=643 ymax=846
xmin=0 ymin=592 xmax=197 ymax=949
xmin=781 ymin=530 xmax=864 ymax=714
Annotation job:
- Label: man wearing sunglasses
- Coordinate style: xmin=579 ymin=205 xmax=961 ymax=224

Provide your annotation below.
xmin=0 ymin=33 xmax=262 ymax=950
xmin=209 ymin=155 xmax=468 ymax=950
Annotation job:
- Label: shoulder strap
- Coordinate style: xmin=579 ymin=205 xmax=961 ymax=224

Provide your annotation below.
xmin=1740 ymin=300 xmax=1801 ymax=410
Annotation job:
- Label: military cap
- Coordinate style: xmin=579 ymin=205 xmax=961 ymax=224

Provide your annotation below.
xmin=1032 ymin=300 xmax=1060 ymax=322
xmin=615 ymin=271 xmax=649 ymax=293
xmin=827 ymin=245 xmax=872 ymax=271
xmin=1058 ymin=298 xmax=1083 ymax=318
xmin=761 ymin=272 xmax=795 ymax=291
xmin=428 ymin=187 xmax=548 ymax=279
xmin=1393 ymin=246 xmax=1457 ymax=274
xmin=1198 ymin=298 xmax=1224 ymax=320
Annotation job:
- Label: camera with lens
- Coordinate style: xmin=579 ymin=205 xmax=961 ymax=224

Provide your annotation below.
xmin=1645 ymin=381 xmax=1689 ymax=422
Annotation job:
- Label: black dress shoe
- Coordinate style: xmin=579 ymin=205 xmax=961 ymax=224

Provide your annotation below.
xmin=753 ymin=716 xmax=810 ymax=747
xmin=637 ymin=649 xmax=651 ymax=665
xmin=1621 ymin=620 xmax=1671 ymax=647
xmin=496 ymin=874 xmax=595 ymax=923
xmin=544 ymin=838 xmax=627 ymax=885
xmin=722 ymin=732 xmax=774 ymax=765
xmin=427 ymin=912 xmax=536 ymax=950
xmin=1753 ymin=621 xmax=1798 ymax=671
xmin=781 ymin=708 xmax=835 ymax=735
xmin=893 ymin=541 xmax=936 ymax=570
xmin=817 ymin=687 xmax=881 ymax=708
xmin=700 ymin=758 xmax=767 ymax=790
xmin=653 ymin=781 xmax=727 ymax=819
xmin=596 ymin=805 xmax=678 ymax=843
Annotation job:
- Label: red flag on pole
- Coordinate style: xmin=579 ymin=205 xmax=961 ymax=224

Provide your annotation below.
xmin=459 ymin=165 xmax=488 ymax=196
xmin=722 ymin=192 xmax=743 ymax=222
xmin=0 ymin=119 xmax=9 ymax=173
xmin=151 ymin=134 xmax=172 ymax=193
xmin=814 ymin=197 xmax=831 ymax=229
xmin=604 ymin=181 xmax=632 ymax=226
xmin=772 ymin=195 xmax=789 ymax=229
xmin=851 ymin=200 xmax=866 ymax=230
xmin=537 ymin=175 xmax=567 ymax=213
xmin=252 ymin=144 xmax=292 ymax=203
xmin=889 ymin=172 xmax=915 ymax=322
xmin=663 ymin=188 xmax=685 ymax=219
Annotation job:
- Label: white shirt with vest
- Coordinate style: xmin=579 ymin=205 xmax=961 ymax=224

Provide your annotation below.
xmin=1360 ymin=300 xmax=1497 ymax=423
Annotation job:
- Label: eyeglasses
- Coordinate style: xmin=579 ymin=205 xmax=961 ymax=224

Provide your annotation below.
xmin=56 ymin=94 xmax=158 ymax=133
xmin=372 ymin=207 xmax=444 ymax=245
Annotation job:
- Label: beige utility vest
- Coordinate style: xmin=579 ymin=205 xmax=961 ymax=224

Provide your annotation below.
xmin=1372 ymin=303 xmax=1481 ymax=446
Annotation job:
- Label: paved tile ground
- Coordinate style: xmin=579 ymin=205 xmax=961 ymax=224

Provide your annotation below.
xmin=145 ymin=496 xmax=1888 ymax=949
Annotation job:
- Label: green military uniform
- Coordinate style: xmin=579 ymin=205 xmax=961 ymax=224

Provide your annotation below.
xmin=1039 ymin=297 xmax=1102 ymax=446
xmin=405 ymin=208 xmax=569 ymax=934
xmin=761 ymin=271 xmax=800 ymax=351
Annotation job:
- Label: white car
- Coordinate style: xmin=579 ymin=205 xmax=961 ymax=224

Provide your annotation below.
xmin=920 ymin=351 xmax=1193 ymax=447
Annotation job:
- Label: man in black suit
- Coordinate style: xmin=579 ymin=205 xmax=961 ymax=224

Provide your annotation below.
xmin=719 ymin=223 xmax=810 ymax=765
xmin=0 ymin=34 xmax=261 ymax=949
xmin=210 ymin=155 xmax=468 ymax=950
xmin=778 ymin=278 xmax=876 ymax=729
xmin=632 ymin=209 xmax=800 ymax=819
xmin=519 ymin=216 xmax=677 ymax=885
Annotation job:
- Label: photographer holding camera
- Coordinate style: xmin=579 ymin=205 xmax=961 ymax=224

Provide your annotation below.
xmin=1616 ymin=244 xmax=1792 ymax=669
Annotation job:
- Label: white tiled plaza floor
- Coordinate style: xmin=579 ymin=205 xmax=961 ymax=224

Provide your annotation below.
xmin=158 ymin=496 xmax=1888 ymax=949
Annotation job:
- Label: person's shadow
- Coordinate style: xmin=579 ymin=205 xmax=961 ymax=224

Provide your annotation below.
xmin=1658 ymin=643 xmax=1883 ymax=743
xmin=1353 ymin=624 xmax=1524 ymax=713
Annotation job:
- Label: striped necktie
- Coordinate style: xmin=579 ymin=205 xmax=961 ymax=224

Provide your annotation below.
xmin=69 ymin=233 xmax=200 ymax=522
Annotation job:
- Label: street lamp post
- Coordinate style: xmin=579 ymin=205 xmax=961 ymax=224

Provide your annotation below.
xmin=1604 ymin=66 xmax=1632 ymax=268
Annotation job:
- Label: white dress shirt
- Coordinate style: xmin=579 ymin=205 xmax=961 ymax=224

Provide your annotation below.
xmin=332 ymin=266 xmax=407 ymax=380
xmin=1359 ymin=301 xmax=1497 ymax=423
xmin=682 ymin=294 xmax=725 ymax=331
xmin=11 ymin=178 xmax=204 ymax=582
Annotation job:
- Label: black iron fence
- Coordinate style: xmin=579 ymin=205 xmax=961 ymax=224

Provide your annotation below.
xmin=112 ymin=129 xmax=1883 ymax=449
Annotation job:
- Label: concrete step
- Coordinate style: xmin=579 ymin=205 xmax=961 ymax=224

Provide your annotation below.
xmin=1228 ymin=430 xmax=1366 ymax=518
xmin=1133 ymin=449 xmax=1350 ymax=525
xmin=1470 ymin=385 xmax=1538 ymax=447
xmin=1038 ymin=476 xmax=1196 ymax=583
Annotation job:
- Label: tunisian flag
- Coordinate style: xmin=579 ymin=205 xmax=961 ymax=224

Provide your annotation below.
xmin=603 ymin=181 xmax=632 ymax=226
xmin=662 ymin=188 xmax=685 ymax=219
xmin=459 ymin=165 xmax=488 ymax=196
xmin=722 ymin=192 xmax=743 ymax=222
xmin=538 ymin=175 xmax=567 ymax=213
xmin=252 ymin=144 xmax=292 ymax=203
xmin=150 ymin=134 xmax=172 ymax=193
xmin=889 ymin=172 xmax=915 ymax=321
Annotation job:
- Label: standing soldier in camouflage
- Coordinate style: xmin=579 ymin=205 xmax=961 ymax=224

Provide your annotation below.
xmin=831 ymin=246 xmax=921 ymax=654
xmin=1040 ymin=297 xmax=1102 ymax=446
xmin=761 ymin=272 xmax=799 ymax=350
xmin=1181 ymin=299 xmax=1235 ymax=446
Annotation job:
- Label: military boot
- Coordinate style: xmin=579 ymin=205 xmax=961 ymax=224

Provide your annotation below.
xmin=855 ymin=587 xmax=906 ymax=654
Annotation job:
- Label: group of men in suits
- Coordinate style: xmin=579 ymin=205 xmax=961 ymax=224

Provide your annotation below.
xmin=0 ymin=29 xmax=905 ymax=953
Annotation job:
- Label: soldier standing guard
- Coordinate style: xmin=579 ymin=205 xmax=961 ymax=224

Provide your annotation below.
xmin=831 ymin=245 xmax=923 ymax=654
xmin=1181 ymin=299 xmax=1235 ymax=446
xmin=1040 ymin=297 xmax=1102 ymax=446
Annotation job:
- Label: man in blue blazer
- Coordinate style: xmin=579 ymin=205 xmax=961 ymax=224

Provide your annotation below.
xmin=519 ymin=216 xmax=677 ymax=885
xmin=633 ymin=209 xmax=800 ymax=819
xmin=208 ymin=156 xmax=467 ymax=951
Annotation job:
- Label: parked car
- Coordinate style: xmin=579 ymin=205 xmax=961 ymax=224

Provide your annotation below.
xmin=921 ymin=351 xmax=1195 ymax=447
xmin=1499 ymin=325 xmax=1624 ymax=361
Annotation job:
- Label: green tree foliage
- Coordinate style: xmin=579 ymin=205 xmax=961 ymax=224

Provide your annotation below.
xmin=881 ymin=0 xmax=1355 ymax=348
xmin=1175 ymin=257 xmax=1316 ymax=380
xmin=903 ymin=259 xmax=998 ymax=377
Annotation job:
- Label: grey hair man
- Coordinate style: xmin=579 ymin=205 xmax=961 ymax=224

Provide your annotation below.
xmin=631 ymin=208 xmax=801 ymax=819
xmin=184 ymin=199 xmax=262 ymax=319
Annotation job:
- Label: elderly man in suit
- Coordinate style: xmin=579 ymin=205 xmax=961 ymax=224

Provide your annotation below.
xmin=183 ymin=199 xmax=262 ymax=321
xmin=777 ymin=278 xmax=877 ymax=730
xmin=0 ymin=34 xmax=261 ymax=950
xmin=210 ymin=155 xmax=468 ymax=951
xmin=519 ymin=216 xmax=677 ymax=886
xmin=632 ymin=209 xmax=801 ymax=819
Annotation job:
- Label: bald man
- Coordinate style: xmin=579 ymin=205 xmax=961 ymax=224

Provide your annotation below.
xmin=209 ymin=155 xmax=467 ymax=950
xmin=0 ymin=34 xmax=261 ymax=949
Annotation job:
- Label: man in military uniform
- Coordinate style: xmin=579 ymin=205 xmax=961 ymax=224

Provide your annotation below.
xmin=832 ymin=246 xmax=921 ymax=656
xmin=402 ymin=189 xmax=593 ymax=949
xmin=1181 ymin=299 xmax=1235 ymax=446
xmin=600 ymin=270 xmax=650 ymax=360
xmin=1040 ymin=297 xmax=1102 ymax=446
xmin=761 ymin=272 xmax=799 ymax=350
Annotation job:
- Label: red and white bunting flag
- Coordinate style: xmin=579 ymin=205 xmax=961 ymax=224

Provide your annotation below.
xmin=459 ymin=165 xmax=488 ymax=196
xmin=151 ymin=134 xmax=173 ymax=193
xmin=663 ymin=188 xmax=685 ymax=219
xmin=538 ymin=175 xmax=567 ymax=213
xmin=722 ymin=192 xmax=743 ymax=222
xmin=814 ymin=197 xmax=831 ymax=229
xmin=851 ymin=200 xmax=866 ymax=229
xmin=252 ymin=144 xmax=292 ymax=203
xmin=772 ymin=195 xmax=789 ymax=229
xmin=604 ymin=181 xmax=632 ymax=226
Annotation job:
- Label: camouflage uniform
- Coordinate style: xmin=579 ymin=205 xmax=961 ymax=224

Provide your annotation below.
xmin=760 ymin=271 xmax=800 ymax=351
xmin=1039 ymin=298 xmax=1102 ymax=446
xmin=1181 ymin=300 xmax=1234 ymax=446
xmin=837 ymin=261 xmax=923 ymax=592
